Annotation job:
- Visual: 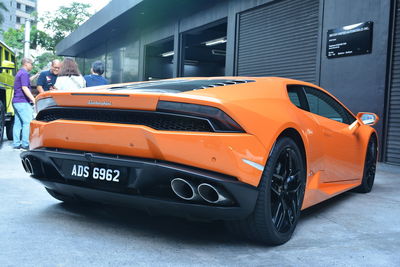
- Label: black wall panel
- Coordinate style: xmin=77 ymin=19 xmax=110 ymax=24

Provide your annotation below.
xmin=319 ymin=0 xmax=391 ymax=162
xmin=387 ymin=0 xmax=400 ymax=164
xmin=236 ymin=0 xmax=319 ymax=83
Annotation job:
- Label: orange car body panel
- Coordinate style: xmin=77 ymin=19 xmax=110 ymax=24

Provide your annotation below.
xmin=31 ymin=77 xmax=377 ymax=209
xmin=30 ymin=120 xmax=266 ymax=187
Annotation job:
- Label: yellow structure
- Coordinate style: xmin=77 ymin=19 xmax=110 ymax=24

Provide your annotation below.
xmin=0 ymin=40 xmax=16 ymax=143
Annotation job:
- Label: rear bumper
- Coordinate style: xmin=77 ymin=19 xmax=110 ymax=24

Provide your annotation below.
xmin=21 ymin=148 xmax=259 ymax=220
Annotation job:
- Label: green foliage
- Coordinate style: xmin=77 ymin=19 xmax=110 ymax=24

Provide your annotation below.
xmin=3 ymin=25 xmax=52 ymax=51
xmin=3 ymin=28 xmax=24 ymax=51
xmin=2 ymin=2 xmax=93 ymax=74
xmin=42 ymin=2 xmax=92 ymax=49
xmin=3 ymin=2 xmax=92 ymax=52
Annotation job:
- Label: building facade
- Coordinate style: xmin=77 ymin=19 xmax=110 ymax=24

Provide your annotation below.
xmin=1 ymin=0 xmax=37 ymax=36
xmin=56 ymin=0 xmax=400 ymax=165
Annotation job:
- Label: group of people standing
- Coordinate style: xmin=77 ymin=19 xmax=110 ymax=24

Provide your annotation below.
xmin=12 ymin=57 xmax=109 ymax=150
xmin=37 ymin=58 xmax=108 ymax=92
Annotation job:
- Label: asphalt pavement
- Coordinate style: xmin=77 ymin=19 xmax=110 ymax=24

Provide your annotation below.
xmin=0 ymin=139 xmax=399 ymax=267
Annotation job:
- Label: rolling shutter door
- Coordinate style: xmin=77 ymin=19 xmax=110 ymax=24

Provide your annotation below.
xmin=386 ymin=1 xmax=400 ymax=164
xmin=237 ymin=0 xmax=320 ymax=83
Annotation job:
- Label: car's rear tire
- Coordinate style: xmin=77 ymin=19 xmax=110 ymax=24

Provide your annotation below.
xmin=226 ymin=137 xmax=306 ymax=245
xmin=0 ymin=100 xmax=5 ymax=144
xmin=354 ymin=135 xmax=378 ymax=193
xmin=45 ymin=188 xmax=79 ymax=204
xmin=6 ymin=117 xmax=13 ymax=140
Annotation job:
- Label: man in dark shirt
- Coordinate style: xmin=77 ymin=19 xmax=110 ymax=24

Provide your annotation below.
xmin=84 ymin=61 xmax=108 ymax=87
xmin=37 ymin=59 xmax=61 ymax=93
xmin=12 ymin=58 xmax=35 ymax=150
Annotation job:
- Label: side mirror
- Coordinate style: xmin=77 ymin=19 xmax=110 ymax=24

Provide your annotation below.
xmin=357 ymin=112 xmax=379 ymax=126
xmin=0 ymin=60 xmax=15 ymax=69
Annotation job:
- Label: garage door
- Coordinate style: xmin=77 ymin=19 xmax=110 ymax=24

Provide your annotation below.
xmin=386 ymin=1 xmax=400 ymax=164
xmin=237 ymin=0 xmax=320 ymax=83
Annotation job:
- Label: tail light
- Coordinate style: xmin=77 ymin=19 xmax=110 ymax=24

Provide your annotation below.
xmin=157 ymin=101 xmax=245 ymax=133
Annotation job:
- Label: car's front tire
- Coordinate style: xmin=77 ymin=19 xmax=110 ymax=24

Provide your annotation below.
xmin=227 ymin=137 xmax=306 ymax=245
xmin=354 ymin=135 xmax=378 ymax=193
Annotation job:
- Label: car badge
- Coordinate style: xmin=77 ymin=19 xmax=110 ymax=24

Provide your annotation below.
xmin=87 ymin=100 xmax=112 ymax=106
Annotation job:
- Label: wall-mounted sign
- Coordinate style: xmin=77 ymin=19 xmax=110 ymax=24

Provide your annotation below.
xmin=327 ymin=21 xmax=373 ymax=58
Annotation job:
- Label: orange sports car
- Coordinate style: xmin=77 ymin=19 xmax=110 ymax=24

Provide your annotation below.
xmin=21 ymin=77 xmax=378 ymax=245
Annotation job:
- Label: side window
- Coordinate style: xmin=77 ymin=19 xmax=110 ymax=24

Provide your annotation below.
xmin=287 ymin=85 xmax=310 ymax=111
xmin=303 ymin=86 xmax=354 ymax=124
xmin=4 ymin=50 xmax=10 ymax=74
xmin=287 ymin=86 xmax=301 ymax=108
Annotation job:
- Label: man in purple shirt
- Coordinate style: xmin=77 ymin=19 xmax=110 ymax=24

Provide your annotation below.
xmin=12 ymin=58 xmax=35 ymax=150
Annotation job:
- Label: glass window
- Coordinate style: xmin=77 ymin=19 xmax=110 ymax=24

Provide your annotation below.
xmin=287 ymin=85 xmax=303 ymax=109
xmin=288 ymin=90 xmax=301 ymax=108
xmin=26 ymin=6 xmax=34 ymax=14
xmin=287 ymin=85 xmax=310 ymax=111
xmin=303 ymin=86 xmax=355 ymax=125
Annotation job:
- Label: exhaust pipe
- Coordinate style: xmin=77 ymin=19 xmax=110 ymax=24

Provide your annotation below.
xmin=24 ymin=158 xmax=33 ymax=175
xmin=21 ymin=159 xmax=29 ymax=173
xmin=198 ymin=183 xmax=232 ymax=205
xmin=171 ymin=178 xmax=201 ymax=201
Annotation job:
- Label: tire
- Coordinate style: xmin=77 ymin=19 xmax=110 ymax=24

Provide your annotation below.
xmin=227 ymin=137 xmax=306 ymax=245
xmin=0 ymin=100 xmax=5 ymax=144
xmin=354 ymin=135 xmax=378 ymax=193
xmin=6 ymin=117 xmax=13 ymax=140
xmin=45 ymin=188 xmax=79 ymax=204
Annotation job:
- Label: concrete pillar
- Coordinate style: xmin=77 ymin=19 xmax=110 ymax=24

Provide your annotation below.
xmin=24 ymin=19 xmax=31 ymax=58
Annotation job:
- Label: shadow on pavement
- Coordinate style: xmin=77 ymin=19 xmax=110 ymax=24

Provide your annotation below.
xmin=42 ymin=200 xmax=248 ymax=246
xmin=37 ymin=189 xmax=360 ymax=247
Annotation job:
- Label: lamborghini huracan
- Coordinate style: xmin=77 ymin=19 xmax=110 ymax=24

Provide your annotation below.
xmin=21 ymin=77 xmax=379 ymax=245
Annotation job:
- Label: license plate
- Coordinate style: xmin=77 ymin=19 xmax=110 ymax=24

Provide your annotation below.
xmin=61 ymin=160 xmax=127 ymax=185
xmin=72 ymin=164 xmax=121 ymax=182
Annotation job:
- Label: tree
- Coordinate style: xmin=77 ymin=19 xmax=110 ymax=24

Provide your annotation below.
xmin=42 ymin=2 xmax=92 ymax=49
xmin=0 ymin=1 xmax=8 ymax=26
xmin=3 ymin=25 xmax=57 ymax=73
xmin=3 ymin=24 xmax=53 ymax=53
xmin=3 ymin=2 xmax=92 ymax=53
xmin=2 ymin=2 xmax=92 ymax=73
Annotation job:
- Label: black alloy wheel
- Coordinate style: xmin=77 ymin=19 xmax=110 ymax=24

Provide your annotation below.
xmin=354 ymin=135 xmax=378 ymax=193
xmin=270 ymin=146 xmax=304 ymax=234
xmin=0 ymin=100 xmax=5 ymax=145
xmin=226 ymin=137 xmax=306 ymax=245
